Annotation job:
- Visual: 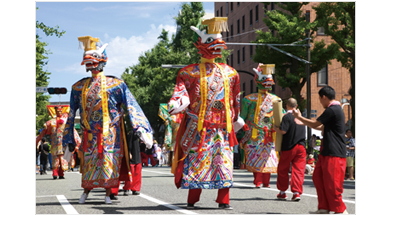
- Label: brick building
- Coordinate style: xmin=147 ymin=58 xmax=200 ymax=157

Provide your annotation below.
xmin=214 ymin=2 xmax=352 ymax=127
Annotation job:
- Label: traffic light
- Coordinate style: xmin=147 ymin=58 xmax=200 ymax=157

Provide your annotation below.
xmin=47 ymin=87 xmax=67 ymax=95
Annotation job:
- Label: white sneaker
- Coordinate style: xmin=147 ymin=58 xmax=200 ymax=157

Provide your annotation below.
xmin=105 ymin=196 xmax=112 ymax=204
xmin=335 ymin=209 xmax=348 ymax=214
xmin=79 ymin=193 xmax=88 ymax=204
xmin=309 ymin=209 xmax=329 ymax=214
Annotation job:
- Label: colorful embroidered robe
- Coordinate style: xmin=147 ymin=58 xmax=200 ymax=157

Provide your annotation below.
xmin=36 ymin=114 xmax=79 ymax=170
xmin=168 ymin=63 xmax=240 ymax=189
xmin=240 ymin=91 xmax=284 ymax=173
xmin=63 ymin=73 xmax=152 ymax=189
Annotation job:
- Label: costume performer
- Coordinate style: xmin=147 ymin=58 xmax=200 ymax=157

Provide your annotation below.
xmin=36 ymin=105 xmax=79 ymax=179
xmin=240 ymin=64 xmax=283 ymax=188
xmin=168 ymin=17 xmax=243 ymax=210
xmin=158 ymin=103 xmax=183 ymax=168
xmin=274 ymin=98 xmax=306 ymax=201
xmin=63 ymin=36 xmax=153 ymax=204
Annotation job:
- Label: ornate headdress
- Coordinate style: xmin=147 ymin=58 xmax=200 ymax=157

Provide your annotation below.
xmin=78 ymin=36 xmax=108 ymax=72
xmin=190 ymin=17 xmax=228 ymax=59
xmin=253 ymin=63 xmax=275 ymax=89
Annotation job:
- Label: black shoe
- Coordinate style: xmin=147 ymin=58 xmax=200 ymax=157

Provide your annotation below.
xmin=123 ymin=190 xmax=129 ymax=196
xmin=132 ymin=191 xmax=140 ymax=195
xmin=53 ymin=176 xmax=57 ymax=180
xmin=218 ymin=204 xmax=233 ymax=210
xmin=187 ymin=203 xmax=195 ymax=209
xmin=59 ymin=176 xmax=65 ymax=179
xmin=110 ymin=194 xmax=118 ymax=200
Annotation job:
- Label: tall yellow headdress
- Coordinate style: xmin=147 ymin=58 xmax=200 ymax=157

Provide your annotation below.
xmin=78 ymin=36 xmax=100 ymax=52
xmin=201 ymin=17 xmax=228 ymax=34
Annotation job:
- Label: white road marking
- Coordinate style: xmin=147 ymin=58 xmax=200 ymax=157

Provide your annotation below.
xmin=142 ymin=169 xmax=173 ymax=175
xmin=233 ymin=182 xmax=355 ymax=204
xmin=139 ymin=193 xmax=198 ymax=215
xmin=56 ymin=195 xmax=79 ymax=214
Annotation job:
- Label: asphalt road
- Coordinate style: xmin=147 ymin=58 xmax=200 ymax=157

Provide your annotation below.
xmin=35 ymin=166 xmax=355 ymax=214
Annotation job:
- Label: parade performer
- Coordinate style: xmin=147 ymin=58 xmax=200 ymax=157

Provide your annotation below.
xmin=240 ymin=64 xmax=283 ymax=188
xmin=63 ymin=36 xmax=153 ymax=204
xmin=36 ymin=105 xmax=78 ymax=179
xmin=168 ymin=17 xmax=243 ymax=210
xmin=158 ymin=103 xmax=183 ymax=168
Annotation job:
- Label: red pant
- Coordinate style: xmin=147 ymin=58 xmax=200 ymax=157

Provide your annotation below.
xmin=188 ymin=188 xmax=230 ymax=204
xmin=313 ymin=155 xmax=347 ymax=213
xmin=52 ymin=166 xmax=64 ymax=177
xmin=253 ymin=172 xmax=271 ymax=186
xmin=277 ymin=144 xmax=306 ymax=194
xmin=141 ymin=152 xmax=157 ymax=166
xmin=111 ymin=163 xmax=142 ymax=195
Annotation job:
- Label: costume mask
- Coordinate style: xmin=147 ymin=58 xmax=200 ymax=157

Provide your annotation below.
xmin=191 ymin=17 xmax=228 ymax=59
xmin=78 ymin=36 xmax=108 ymax=72
xmin=253 ymin=64 xmax=275 ymax=89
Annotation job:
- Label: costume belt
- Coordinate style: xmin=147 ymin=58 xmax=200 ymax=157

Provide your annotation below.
xmin=249 ymin=122 xmax=275 ymax=145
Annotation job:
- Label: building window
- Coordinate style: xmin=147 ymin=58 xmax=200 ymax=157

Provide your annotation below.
xmin=226 ymin=31 xmax=229 ymax=42
xmin=216 ymin=10 xmax=219 ymax=17
xmin=250 ymin=80 xmax=254 ymax=94
xmin=231 ymin=54 xmax=234 ymax=67
xmin=243 ymin=82 xmax=246 ymax=97
xmin=231 ymin=2 xmax=233 ymax=12
xmin=317 ymin=64 xmax=328 ymax=86
xmin=242 ymin=15 xmax=245 ymax=31
xmin=250 ymin=9 xmax=253 ymax=26
xmin=250 ymin=45 xmax=253 ymax=58
xmin=230 ymin=24 xmax=233 ymax=39
xmin=237 ymin=2 xmax=240 ymax=6
xmin=220 ymin=7 xmax=223 ymax=16
xmin=317 ymin=27 xmax=325 ymax=35
xmin=255 ymin=5 xmax=259 ymax=22
xmin=226 ymin=3 xmax=229 ymax=15
xmin=237 ymin=49 xmax=240 ymax=65
xmin=237 ymin=19 xmax=240 ymax=35
xmin=271 ymin=3 xmax=275 ymax=11
xmin=242 ymin=47 xmax=245 ymax=63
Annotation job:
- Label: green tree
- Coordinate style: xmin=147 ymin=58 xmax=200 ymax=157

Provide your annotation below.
xmin=36 ymin=8 xmax=65 ymax=135
xmin=313 ymin=2 xmax=355 ymax=135
xmin=253 ymin=2 xmax=340 ymax=111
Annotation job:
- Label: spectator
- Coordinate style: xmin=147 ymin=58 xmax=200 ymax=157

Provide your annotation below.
xmin=345 ymin=129 xmax=355 ymax=180
xmin=305 ymin=154 xmax=315 ymax=175
xmin=39 ymin=138 xmax=50 ymax=175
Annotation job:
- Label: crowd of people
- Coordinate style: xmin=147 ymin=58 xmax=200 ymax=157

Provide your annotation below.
xmin=35 ymin=17 xmax=354 ymax=214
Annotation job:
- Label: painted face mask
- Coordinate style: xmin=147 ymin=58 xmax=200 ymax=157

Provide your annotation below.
xmin=78 ymin=36 xmax=108 ymax=72
xmin=253 ymin=63 xmax=275 ymax=89
xmin=190 ymin=17 xmax=228 ymax=60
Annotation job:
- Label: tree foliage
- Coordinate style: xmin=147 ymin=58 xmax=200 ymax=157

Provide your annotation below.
xmin=122 ymin=2 xmax=229 ymax=142
xmin=313 ymin=2 xmax=355 ymax=135
xmin=253 ymin=2 xmax=340 ymax=111
xmin=36 ymin=8 xmax=65 ymax=135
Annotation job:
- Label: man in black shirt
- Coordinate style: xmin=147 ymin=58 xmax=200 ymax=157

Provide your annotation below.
xmin=293 ymin=86 xmax=348 ymax=214
xmin=274 ymin=98 xmax=306 ymax=201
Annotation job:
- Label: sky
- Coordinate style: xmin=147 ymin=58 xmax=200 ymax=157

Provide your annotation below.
xmin=36 ymin=1 xmax=215 ymax=103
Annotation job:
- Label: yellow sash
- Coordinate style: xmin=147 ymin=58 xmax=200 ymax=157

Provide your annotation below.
xmin=81 ymin=72 xmax=110 ymax=140
xmin=252 ymin=90 xmax=268 ymax=139
xmin=197 ymin=60 xmax=232 ymax=134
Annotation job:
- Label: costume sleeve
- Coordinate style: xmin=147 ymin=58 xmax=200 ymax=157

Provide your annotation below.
xmin=119 ymin=81 xmax=153 ymax=148
xmin=63 ymin=86 xmax=79 ymax=147
xmin=240 ymin=96 xmax=250 ymax=122
xmin=167 ymin=69 xmax=190 ymax=115
xmin=231 ymin=70 xmax=241 ymax=122
xmin=36 ymin=121 xmax=51 ymax=146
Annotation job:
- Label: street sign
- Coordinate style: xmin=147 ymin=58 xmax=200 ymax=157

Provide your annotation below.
xmin=36 ymin=87 xmax=47 ymax=93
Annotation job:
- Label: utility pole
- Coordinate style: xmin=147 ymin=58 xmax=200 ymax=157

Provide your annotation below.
xmin=305 ymin=10 xmax=312 ymax=154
